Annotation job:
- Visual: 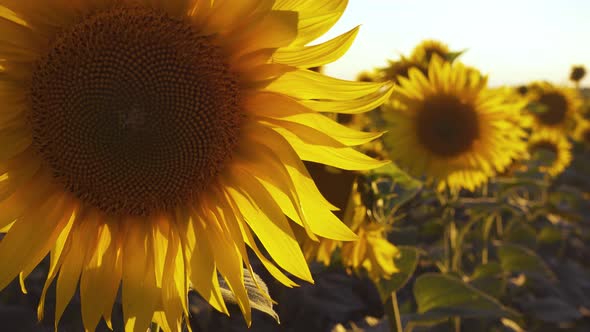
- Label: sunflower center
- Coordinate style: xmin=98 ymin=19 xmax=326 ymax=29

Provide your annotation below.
xmin=583 ymin=129 xmax=590 ymax=144
xmin=415 ymin=95 xmax=480 ymax=158
xmin=529 ymin=141 xmax=558 ymax=162
xmin=29 ymin=6 xmax=241 ymax=216
xmin=536 ymin=92 xmax=567 ymax=125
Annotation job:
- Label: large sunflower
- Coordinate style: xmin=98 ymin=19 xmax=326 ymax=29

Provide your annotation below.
xmin=0 ymin=0 xmax=390 ymax=331
xmin=383 ymin=56 xmax=527 ymax=192
xmin=527 ymin=131 xmax=572 ymax=176
xmin=525 ymin=82 xmax=582 ymax=133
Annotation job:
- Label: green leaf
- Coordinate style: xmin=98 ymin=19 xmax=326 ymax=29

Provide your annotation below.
xmin=496 ymin=243 xmax=555 ymax=279
xmin=368 ymin=162 xmax=422 ymax=191
xmin=537 ymin=226 xmax=562 ymax=244
xmin=470 ymin=263 xmax=507 ymax=298
xmin=376 ymin=246 xmax=420 ymax=302
xmin=446 ymin=50 xmax=465 ymax=62
xmin=471 ymin=262 xmax=503 ymax=279
xmin=413 ymin=273 xmax=518 ymax=320
xmin=504 ymin=221 xmax=537 ymax=249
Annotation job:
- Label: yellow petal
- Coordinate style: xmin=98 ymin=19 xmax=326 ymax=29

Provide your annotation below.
xmin=0 ymin=193 xmax=68 ymax=290
xmin=159 ymin=224 xmax=187 ymax=332
xmin=203 ymin=0 xmax=272 ymax=34
xmin=183 ymin=216 xmax=228 ymax=315
xmin=227 ymin=10 xmax=298 ymax=57
xmin=235 ymin=143 xmax=314 ymax=240
xmin=271 ymin=126 xmax=389 ymax=170
xmin=266 ymin=69 xmax=389 ymax=100
xmin=273 ymin=26 xmax=358 ymax=68
xmin=273 ymin=0 xmax=348 ymax=46
xmin=36 ymin=209 xmax=76 ymax=320
xmin=245 ymin=92 xmax=383 ymax=146
xmin=54 ymin=216 xmax=99 ymax=330
xmin=122 ymin=221 xmax=159 ymax=332
xmin=300 ymin=87 xmax=394 ymax=114
xmin=244 ymin=124 xmax=339 ymax=211
xmin=264 ymin=116 xmax=383 ymax=147
xmin=192 ymin=210 xmax=251 ymax=323
xmin=80 ymin=221 xmax=122 ymax=331
xmin=225 ymin=167 xmax=313 ymax=283
xmin=231 ymin=202 xmax=297 ymax=287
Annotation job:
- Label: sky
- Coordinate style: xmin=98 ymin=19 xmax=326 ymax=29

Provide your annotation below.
xmin=318 ymin=0 xmax=590 ymax=87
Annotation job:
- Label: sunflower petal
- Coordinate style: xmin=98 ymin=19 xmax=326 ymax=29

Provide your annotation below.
xmin=122 ymin=221 xmax=159 ymax=332
xmin=80 ymin=221 xmax=122 ymax=331
xmin=0 ymin=193 xmax=68 ymax=290
xmin=273 ymin=26 xmax=358 ymax=68
xmin=226 ymin=167 xmax=312 ymax=283
xmin=267 ymin=69 xmax=389 ymax=100
xmin=273 ymin=0 xmax=348 ymax=46
xmin=271 ymin=126 xmax=389 ymax=170
xmin=184 ymin=216 xmax=228 ymax=315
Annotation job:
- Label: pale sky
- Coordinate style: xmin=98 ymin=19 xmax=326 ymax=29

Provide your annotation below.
xmin=319 ymin=0 xmax=590 ymax=87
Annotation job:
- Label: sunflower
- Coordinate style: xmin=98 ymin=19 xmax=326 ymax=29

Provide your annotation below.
xmin=0 ymin=1 xmax=391 ymax=331
xmin=525 ymin=82 xmax=582 ymax=133
xmin=301 ymin=179 xmax=399 ymax=282
xmin=570 ymin=65 xmax=586 ymax=84
xmin=356 ymin=70 xmax=375 ymax=83
xmin=527 ymin=131 xmax=572 ymax=176
xmin=410 ymin=39 xmax=453 ymax=66
xmin=383 ymin=56 xmax=527 ymax=192
xmin=377 ymin=57 xmax=424 ymax=85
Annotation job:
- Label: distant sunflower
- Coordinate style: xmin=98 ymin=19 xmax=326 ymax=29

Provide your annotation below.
xmin=301 ymin=180 xmax=399 ymax=282
xmin=410 ymin=39 xmax=452 ymax=65
xmin=383 ymin=56 xmax=527 ymax=192
xmin=570 ymin=65 xmax=586 ymax=84
xmin=0 ymin=1 xmax=390 ymax=331
xmin=516 ymin=85 xmax=529 ymax=96
xmin=526 ymin=82 xmax=582 ymax=132
xmin=378 ymin=57 xmax=424 ymax=85
xmin=528 ymin=131 xmax=572 ymax=176
xmin=357 ymin=70 xmax=375 ymax=82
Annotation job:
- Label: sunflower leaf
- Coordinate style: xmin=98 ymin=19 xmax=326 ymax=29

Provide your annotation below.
xmin=413 ymin=273 xmax=520 ymax=320
xmin=218 ymin=269 xmax=279 ymax=322
xmin=376 ymin=246 xmax=421 ymax=302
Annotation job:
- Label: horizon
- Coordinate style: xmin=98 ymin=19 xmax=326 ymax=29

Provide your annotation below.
xmin=319 ymin=0 xmax=589 ymax=88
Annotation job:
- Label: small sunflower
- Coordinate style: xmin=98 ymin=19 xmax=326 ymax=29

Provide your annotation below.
xmin=570 ymin=65 xmax=586 ymax=84
xmin=0 ymin=1 xmax=390 ymax=331
xmin=410 ymin=39 xmax=456 ymax=66
xmin=527 ymin=131 xmax=572 ymax=176
xmin=301 ymin=180 xmax=399 ymax=282
xmin=357 ymin=70 xmax=376 ymax=83
xmin=383 ymin=56 xmax=527 ymax=192
xmin=525 ymin=82 xmax=582 ymax=133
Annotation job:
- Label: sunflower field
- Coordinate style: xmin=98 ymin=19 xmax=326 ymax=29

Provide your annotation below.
xmin=0 ymin=1 xmax=588 ymax=332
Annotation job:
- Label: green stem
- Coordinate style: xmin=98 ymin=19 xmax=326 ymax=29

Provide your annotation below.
xmin=391 ymin=292 xmax=403 ymax=332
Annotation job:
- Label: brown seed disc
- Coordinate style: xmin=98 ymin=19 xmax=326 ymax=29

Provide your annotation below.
xmin=29 ymin=6 xmax=242 ymax=216
xmin=529 ymin=141 xmax=558 ymax=156
xmin=415 ymin=94 xmax=480 ymax=158
xmin=536 ymin=92 xmax=568 ymax=125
